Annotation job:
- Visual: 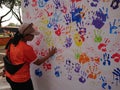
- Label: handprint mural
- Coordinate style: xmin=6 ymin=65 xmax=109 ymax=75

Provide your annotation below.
xmin=22 ymin=0 xmax=120 ymax=90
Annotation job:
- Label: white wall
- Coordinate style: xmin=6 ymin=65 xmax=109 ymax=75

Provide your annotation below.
xmin=22 ymin=0 xmax=120 ymax=90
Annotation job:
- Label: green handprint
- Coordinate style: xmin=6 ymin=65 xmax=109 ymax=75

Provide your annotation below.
xmin=94 ymin=29 xmax=102 ymax=43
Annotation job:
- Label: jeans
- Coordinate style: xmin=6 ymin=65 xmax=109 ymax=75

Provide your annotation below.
xmin=6 ymin=77 xmax=34 ymax=90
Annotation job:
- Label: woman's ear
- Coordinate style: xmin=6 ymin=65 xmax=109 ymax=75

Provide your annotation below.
xmin=25 ymin=34 xmax=34 ymax=41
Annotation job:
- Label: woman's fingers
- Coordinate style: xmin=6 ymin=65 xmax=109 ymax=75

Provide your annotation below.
xmin=48 ymin=46 xmax=57 ymax=57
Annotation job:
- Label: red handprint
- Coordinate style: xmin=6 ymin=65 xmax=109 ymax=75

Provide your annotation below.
xmin=111 ymin=53 xmax=120 ymax=63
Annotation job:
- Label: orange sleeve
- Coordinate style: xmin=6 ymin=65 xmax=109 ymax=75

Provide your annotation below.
xmin=23 ymin=45 xmax=37 ymax=63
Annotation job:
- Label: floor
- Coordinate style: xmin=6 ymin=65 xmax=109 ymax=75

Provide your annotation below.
xmin=0 ymin=45 xmax=11 ymax=90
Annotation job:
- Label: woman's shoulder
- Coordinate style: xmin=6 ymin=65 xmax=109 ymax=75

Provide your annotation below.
xmin=19 ymin=41 xmax=33 ymax=49
xmin=19 ymin=41 xmax=28 ymax=46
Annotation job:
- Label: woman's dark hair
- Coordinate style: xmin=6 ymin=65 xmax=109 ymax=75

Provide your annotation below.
xmin=5 ymin=31 xmax=23 ymax=49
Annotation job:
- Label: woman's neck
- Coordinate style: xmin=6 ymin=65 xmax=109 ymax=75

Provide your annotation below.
xmin=21 ymin=38 xmax=27 ymax=42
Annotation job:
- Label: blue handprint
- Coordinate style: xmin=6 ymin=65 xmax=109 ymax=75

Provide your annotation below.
xmin=70 ymin=7 xmax=83 ymax=24
xmin=54 ymin=66 xmax=61 ymax=77
xmin=35 ymin=68 xmax=43 ymax=77
xmin=38 ymin=0 xmax=48 ymax=7
xmin=100 ymin=76 xmax=112 ymax=90
xmin=112 ymin=68 xmax=120 ymax=85
xmin=109 ymin=19 xmax=118 ymax=34
xmin=102 ymin=83 xmax=112 ymax=90
xmin=102 ymin=53 xmax=111 ymax=66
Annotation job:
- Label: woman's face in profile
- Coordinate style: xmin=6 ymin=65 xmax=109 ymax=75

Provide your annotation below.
xmin=25 ymin=34 xmax=34 ymax=41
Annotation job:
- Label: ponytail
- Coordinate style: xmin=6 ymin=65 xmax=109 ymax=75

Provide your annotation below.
xmin=5 ymin=31 xmax=23 ymax=49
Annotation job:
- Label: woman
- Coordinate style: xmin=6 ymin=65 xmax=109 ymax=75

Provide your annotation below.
xmin=4 ymin=23 xmax=57 ymax=90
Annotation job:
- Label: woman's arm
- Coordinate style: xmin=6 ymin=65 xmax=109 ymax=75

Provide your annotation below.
xmin=33 ymin=46 xmax=57 ymax=65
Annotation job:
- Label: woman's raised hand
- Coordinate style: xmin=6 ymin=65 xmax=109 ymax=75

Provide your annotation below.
xmin=48 ymin=46 xmax=57 ymax=57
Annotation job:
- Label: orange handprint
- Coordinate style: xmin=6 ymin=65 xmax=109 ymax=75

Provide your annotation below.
xmin=87 ymin=65 xmax=101 ymax=79
xmin=79 ymin=53 xmax=90 ymax=64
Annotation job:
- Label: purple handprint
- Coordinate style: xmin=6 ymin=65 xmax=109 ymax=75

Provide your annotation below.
xmin=92 ymin=7 xmax=108 ymax=29
xmin=64 ymin=59 xmax=74 ymax=80
xmin=74 ymin=63 xmax=81 ymax=73
xmin=64 ymin=14 xmax=72 ymax=25
xmin=87 ymin=0 xmax=100 ymax=7
xmin=53 ymin=0 xmax=61 ymax=9
xmin=64 ymin=36 xmax=72 ymax=48
xmin=110 ymin=0 xmax=120 ymax=9
xmin=24 ymin=0 xmax=29 ymax=7
xmin=79 ymin=71 xmax=87 ymax=83
xmin=91 ymin=0 xmax=100 ymax=7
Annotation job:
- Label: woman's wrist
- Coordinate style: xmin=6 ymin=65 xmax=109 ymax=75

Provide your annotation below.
xmin=45 ymin=54 xmax=50 ymax=60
